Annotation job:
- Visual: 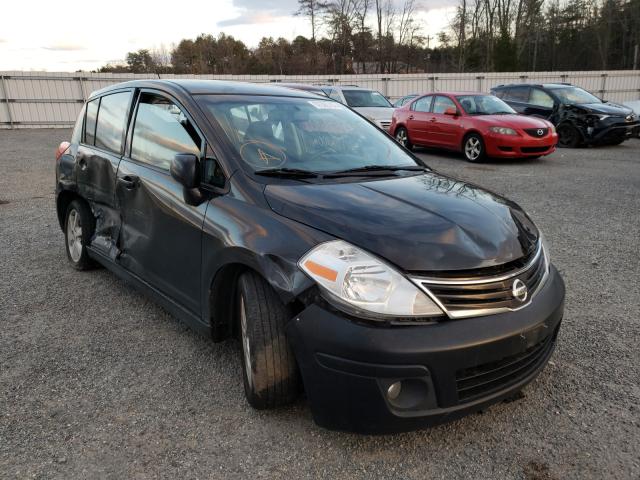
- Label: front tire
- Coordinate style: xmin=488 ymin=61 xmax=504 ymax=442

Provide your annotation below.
xmin=395 ymin=127 xmax=413 ymax=150
xmin=463 ymin=133 xmax=486 ymax=162
xmin=64 ymin=199 xmax=96 ymax=270
xmin=557 ymin=124 xmax=582 ymax=148
xmin=238 ymin=271 xmax=299 ymax=409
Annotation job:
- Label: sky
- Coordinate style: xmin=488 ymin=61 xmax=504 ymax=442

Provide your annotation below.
xmin=0 ymin=0 xmax=457 ymax=72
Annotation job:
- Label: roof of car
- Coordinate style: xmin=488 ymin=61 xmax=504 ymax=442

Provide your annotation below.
xmin=89 ymin=79 xmax=321 ymax=100
xmin=415 ymin=91 xmax=488 ymax=96
xmin=492 ymin=83 xmax=574 ymax=89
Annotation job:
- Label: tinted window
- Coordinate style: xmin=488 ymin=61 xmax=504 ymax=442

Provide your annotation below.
xmin=529 ymin=89 xmax=555 ymax=108
xmin=84 ymin=99 xmax=99 ymax=145
xmin=131 ymin=93 xmax=202 ymax=170
xmin=200 ymin=96 xmax=418 ymax=173
xmin=71 ymin=105 xmax=85 ymax=144
xmin=342 ymin=90 xmax=392 ymax=108
xmin=433 ymin=96 xmax=457 ymax=114
xmin=503 ymin=86 xmax=530 ymax=102
xmin=95 ymin=91 xmax=132 ymax=154
xmin=412 ymin=96 xmax=433 ymax=112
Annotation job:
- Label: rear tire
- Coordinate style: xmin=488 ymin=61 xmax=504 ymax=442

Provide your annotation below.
xmin=238 ymin=271 xmax=299 ymax=409
xmin=64 ymin=199 xmax=96 ymax=271
xmin=395 ymin=127 xmax=413 ymax=150
xmin=557 ymin=124 xmax=582 ymax=148
xmin=463 ymin=133 xmax=486 ymax=162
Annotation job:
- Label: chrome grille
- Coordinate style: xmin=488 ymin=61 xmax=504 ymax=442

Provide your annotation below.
xmin=410 ymin=243 xmax=548 ymax=319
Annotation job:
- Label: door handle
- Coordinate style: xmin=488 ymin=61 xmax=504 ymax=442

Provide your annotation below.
xmin=408 ymin=115 xmax=414 ymax=120
xmin=118 ymin=175 xmax=139 ymax=190
xmin=429 ymin=117 xmax=437 ymax=122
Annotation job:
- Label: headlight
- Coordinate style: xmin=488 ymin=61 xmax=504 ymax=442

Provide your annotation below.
xmin=299 ymin=240 xmax=443 ymax=318
xmin=549 ymin=124 xmax=556 ymax=134
xmin=489 ymin=126 xmax=518 ymax=135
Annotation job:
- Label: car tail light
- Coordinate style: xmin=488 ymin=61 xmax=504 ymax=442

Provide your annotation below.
xmin=55 ymin=141 xmax=71 ymax=161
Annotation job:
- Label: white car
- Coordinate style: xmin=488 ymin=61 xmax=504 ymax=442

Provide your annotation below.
xmin=317 ymin=85 xmax=394 ymax=132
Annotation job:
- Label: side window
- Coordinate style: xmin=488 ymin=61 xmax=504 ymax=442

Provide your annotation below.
xmin=492 ymin=89 xmax=505 ymax=99
xmin=83 ymin=98 xmax=99 ymax=145
xmin=95 ymin=91 xmax=132 ymax=154
xmin=71 ymin=105 xmax=86 ymax=144
xmin=529 ymin=89 xmax=555 ymax=108
xmin=504 ymin=86 xmax=530 ymax=103
xmin=412 ymin=96 xmax=433 ymax=113
xmin=433 ymin=96 xmax=457 ymax=114
xmin=131 ymin=93 xmax=202 ymax=170
xmin=324 ymin=88 xmax=344 ymax=103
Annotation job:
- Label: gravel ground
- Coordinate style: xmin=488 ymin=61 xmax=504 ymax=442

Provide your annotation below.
xmin=1 ymin=129 xmax=639 ymax=479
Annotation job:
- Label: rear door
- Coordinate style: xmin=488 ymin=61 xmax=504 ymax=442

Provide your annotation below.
xmin=429 ymin=96 xmax=460 ymax=148
xmin=406 ymin=95 xmax=433 ymax=144
xmin=115 ymin=90 xmax=208 ymax=314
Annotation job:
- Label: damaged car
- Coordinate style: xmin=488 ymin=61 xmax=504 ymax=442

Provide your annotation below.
xmin=55 ymin=80 xmax=565 ymax=434
xmin=492 ymin=83 xmax=640 ymax=147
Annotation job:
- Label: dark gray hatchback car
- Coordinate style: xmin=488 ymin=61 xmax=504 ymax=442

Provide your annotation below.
xmin=55 ymin=80 xmax=565 ymax=433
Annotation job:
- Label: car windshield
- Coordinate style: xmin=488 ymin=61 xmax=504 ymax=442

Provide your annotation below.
xmin=342 ymin=90 xmax=392 ymax=108
xmin=550 ymin=87 xmax=601 ymax=105
xmin=199 ymin=95 xmax=418 ymax=174
xmin=456 ymin=95 xmax=516 ymax=115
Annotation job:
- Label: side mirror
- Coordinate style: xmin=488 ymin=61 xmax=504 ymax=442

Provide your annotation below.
xmin=170 ymin=153 xmax=199 ymax=189
xmin=444 ymin=107 xmax=458 ymax=116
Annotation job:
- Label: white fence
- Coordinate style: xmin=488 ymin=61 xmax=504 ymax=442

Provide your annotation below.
xmin=1 ymin=70 xmax=639 ymax=128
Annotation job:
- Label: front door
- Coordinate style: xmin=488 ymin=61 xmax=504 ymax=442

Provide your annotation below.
xmin=115 ymin=90 xmax=207 ymax=314
xmin=429 ymin=96 xmax=461 ymax=148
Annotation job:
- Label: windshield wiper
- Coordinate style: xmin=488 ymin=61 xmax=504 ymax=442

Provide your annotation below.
xmin=254 ymin=168 xmax=319 ymax=179
xmin=325 ymin=164 xmax=427 ymax=177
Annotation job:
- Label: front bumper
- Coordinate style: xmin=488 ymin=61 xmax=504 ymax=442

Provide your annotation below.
xmin=589 ymin=121 xmax=640 ymax=143
xmin=485 ymin=132 xmax=558 ymax=158
xmin=287 ymin=265 xmax=565 ymax=434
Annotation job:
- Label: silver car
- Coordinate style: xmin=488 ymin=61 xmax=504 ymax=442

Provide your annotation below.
xmin=317 ymin=85 xmax=394 ymax=131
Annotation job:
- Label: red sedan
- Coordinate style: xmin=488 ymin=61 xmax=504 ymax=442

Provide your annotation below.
xmin=391 ymin=92 xmax=558 ymax=161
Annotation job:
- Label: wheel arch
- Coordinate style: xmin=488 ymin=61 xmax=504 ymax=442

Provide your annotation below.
xmin=56 ymin=189 xmax=84 ymax=230
xmin=461 ymin=129 xmax=484 ymax=149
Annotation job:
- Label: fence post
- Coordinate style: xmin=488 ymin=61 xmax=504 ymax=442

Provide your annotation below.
xmin=381 ymin=77 xmax=390 ymax=96
xmin=77 ymin=76 xmax=87 ymax=101
xmin=476 ymin=75 xmax=485 ymax=91
xmin=600 ymin=73 xmax=608 ymax=97
xmin=0 ymin=75 xmax=14 ymax=129
xmin=430 ymin=76 xmax=436 ymax=92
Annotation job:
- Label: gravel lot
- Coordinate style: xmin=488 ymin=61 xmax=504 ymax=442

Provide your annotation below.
xmin=1 ymin=129 xmax=639 ymax=479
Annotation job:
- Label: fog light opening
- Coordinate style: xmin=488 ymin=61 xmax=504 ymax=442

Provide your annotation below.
xmin=387 ymin=381 xmax=402 ymax=401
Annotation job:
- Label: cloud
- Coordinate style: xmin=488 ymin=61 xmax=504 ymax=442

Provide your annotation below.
xmin=0 ymin=38 xmax=7 ymax=43
xmin=218 ymin=12 xmax=284 ymax=27
xmin=42 ymin=43 xmax=86 ymax=51
xmin=229 ymin=0 xmax=298 ymax=16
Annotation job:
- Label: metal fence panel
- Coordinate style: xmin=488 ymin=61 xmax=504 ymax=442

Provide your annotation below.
xmin=1 ymin=70 xmax=639 ymax=128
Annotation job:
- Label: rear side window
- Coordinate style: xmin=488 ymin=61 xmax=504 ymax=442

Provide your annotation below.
xmin=131 ymin=93 xmax=202 ymax=170
xmin=433 ymin=96 xmax=457 ymax=114
xmin=95 ymin=91 xmax=132 ymax=154
xmin=412 ymin=96 xmax=433 ymax=113
xmin=84 ymin=99 xmax=99 ymax=145
xmin=503 ymin=86 xmax=530 ymax=102
xmin=71 ymin=105 xmax=86 ymax=144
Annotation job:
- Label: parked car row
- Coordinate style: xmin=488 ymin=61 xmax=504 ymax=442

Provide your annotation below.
xmin=281 ymin=82 xmax=639 ymax=160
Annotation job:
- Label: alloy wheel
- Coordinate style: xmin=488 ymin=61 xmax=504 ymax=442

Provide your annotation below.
xmin=465 ymin=137 xmax=482 ymax=161
xmin=395 ymin=129 xmax=408 ymax=147
xmin=66 ymin=209 xmax=83 ymax=262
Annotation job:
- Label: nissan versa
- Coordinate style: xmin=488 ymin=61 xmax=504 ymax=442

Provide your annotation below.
xmin=55 ymin=80 xmax=565 ymax=434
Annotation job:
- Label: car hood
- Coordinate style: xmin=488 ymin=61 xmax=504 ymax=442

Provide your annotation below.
xmin=572 ymin=102 xmax=633 ymax=116
xmin=352 ymin=106 xmax=394 ymax=121
xmin=472 ymin=114 xmax=550 ymax=128
xmin=264 ymin=172 xmax=539 ymax=272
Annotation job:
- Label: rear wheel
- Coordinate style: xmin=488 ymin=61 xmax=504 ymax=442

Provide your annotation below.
xmin=557 ymin=124 xmax=582 ymax=148
xmin=64 ymin=199 xmax=96 ymax=270
xmin=238 ymin=271 xmax=299 ymax=409
xmin=463 ymin=133 xmax=486 ymax=162
xmin=395 ymin=127 xmax=413 ymax=150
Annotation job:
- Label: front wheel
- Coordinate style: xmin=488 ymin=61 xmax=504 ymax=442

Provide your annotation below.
xmin=557 ymin=124 xmax=582 ymax=148
xmin=463 ymin=133 xmax=486 ymax=162
xmin=395 ymin=127 xmax=413 ymax=150
xmin=238 ymin=271 xmax=299 ymax=409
